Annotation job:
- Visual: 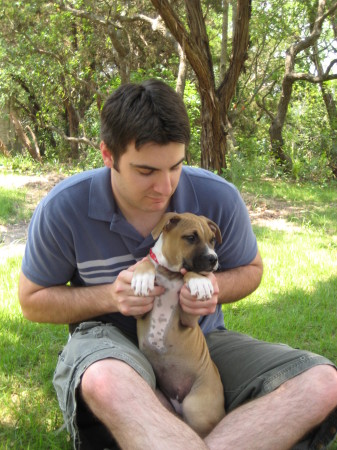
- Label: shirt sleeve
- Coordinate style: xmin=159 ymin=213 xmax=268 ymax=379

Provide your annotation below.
xmin=21 ymin=198 xmax=77 ymax=287
xmin=216 ymin=188 xmax=257 ymax=270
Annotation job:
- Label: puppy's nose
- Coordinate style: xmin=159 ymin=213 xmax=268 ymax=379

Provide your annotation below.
xmin=208 ymin=254 xmax=218 ymax=266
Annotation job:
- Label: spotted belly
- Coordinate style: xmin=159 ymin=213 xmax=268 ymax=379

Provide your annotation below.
xmin=144 ymin=292 xmax=179 ymax=351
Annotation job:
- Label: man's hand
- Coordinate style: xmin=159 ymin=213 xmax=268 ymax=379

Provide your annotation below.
xmin=113 ymin=263 xmax=164 ymax=317
xmin=179 ymin=271 xmax=219 ymax=317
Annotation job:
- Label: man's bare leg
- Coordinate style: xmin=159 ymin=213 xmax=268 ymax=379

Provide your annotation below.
xmin=81 ymin=359 xmax=207 ymax=450
xmin=205 ymin=365 xmax=337 ymax=450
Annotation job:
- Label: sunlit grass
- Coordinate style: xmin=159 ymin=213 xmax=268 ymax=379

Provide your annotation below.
xmin=0 ymin=187 xmax=29 ymax=226
xmin=223 ymin=226 xmax=337 ymax=361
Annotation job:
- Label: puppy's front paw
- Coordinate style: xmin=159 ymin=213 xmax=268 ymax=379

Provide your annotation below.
xmin=187 ymin=277 xmax=214 ymax=300
xmin=131 ymin=272 xmax=155 ymax=296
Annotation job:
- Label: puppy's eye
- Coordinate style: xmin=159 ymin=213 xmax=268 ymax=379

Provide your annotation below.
xmin=183 ymin=234 xmax=198 ymax=244
xmin=210 ymin=237 xmax=216 ymax=246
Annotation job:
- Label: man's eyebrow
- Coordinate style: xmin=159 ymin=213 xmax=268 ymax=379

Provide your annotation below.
xmin=131 ymin=157 xmax=185 ymax=171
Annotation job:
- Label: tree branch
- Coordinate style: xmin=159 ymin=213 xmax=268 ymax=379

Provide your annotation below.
xmin=287 ymin=72 xmax=337 ymax=82
xmin=57 ymin=1 xmax=128 ymax=58
xmin=51 ymin=126 xmax=100 ymax=149
xmin=150 ymin=0 xmax=213 ymax=92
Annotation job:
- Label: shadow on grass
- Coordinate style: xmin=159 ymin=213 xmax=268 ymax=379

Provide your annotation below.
xmin=0 ymin=315 xmax=72 ymax=449
xmin=0 ymin=421 xmax=71 ymax=450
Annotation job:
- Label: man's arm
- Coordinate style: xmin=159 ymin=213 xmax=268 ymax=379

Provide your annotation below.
xmin=18 ymin=268 xmax=164 ymax=324
xmin=216 ymin=250 xmax=263 ymax=304
xmin=179 ymin=250 xmax=263 ymax=316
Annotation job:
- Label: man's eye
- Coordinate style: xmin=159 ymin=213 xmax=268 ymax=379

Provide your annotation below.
xmin=138 ymin=170 xmax=153 ymax=176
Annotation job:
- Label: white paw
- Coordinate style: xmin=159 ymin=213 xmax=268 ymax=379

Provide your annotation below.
xmin=131 ymin=272 xmax=155 ymax=296
xmin=187 ymin=277 xmax=214 ymax=300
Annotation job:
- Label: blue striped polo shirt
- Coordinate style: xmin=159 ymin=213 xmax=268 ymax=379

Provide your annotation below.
xmin=22 ymin=166 xmax=257 ymax=337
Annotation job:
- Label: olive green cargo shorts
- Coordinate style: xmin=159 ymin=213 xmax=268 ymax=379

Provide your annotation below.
xmin=53 ymin=322 xmax=337 ymax=450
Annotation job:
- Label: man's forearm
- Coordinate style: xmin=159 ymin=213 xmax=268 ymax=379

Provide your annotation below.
xmin=215 ymin=251 xmax=263 ymax=304
xmin=19 ymin=268 xmax=162 ymax=325
xmin=19 ymin=272 xmax=118 ymax=324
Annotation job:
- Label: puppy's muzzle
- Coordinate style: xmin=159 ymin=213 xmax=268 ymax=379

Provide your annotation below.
xmin=183 ymin=253 xmax=218 ymax=273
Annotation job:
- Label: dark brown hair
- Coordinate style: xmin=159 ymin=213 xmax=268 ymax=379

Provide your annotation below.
xmin=100 ymin=79 xmax=190 ymax=169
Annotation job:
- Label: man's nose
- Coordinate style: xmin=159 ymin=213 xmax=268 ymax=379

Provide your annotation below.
xmin=153 ymin=172 xmax=172 ymax=195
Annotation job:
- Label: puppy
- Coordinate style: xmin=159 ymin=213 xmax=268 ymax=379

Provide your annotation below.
xmin=132 ymin=212 xmax=225 ymax=436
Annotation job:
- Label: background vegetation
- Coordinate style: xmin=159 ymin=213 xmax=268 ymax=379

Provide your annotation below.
xmin=0 ymin=0 xmax=337 ymax=181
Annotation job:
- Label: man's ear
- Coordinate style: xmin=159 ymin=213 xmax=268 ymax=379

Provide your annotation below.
xmin=100 ymin=141 xmax=114 ymax=168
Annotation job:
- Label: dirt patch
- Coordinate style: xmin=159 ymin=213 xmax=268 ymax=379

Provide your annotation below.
xmin=0 ymin=173 xmax=65 ymax=259
xmin=241 ymin=192 xmax=304 ymax=232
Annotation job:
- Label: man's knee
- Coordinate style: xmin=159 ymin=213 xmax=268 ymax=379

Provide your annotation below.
xmin=312 ymin=365 xmax=337 ymax=410
xmin=81 ymin=358 xmax=140 ymax=409
xmin=305 ymin=365 xmax=337 ymax=399
xmin=284 ymin=364 xmax=337 ymax=418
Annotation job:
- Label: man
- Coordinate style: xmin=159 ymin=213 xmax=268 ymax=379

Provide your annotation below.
xmin=19 ymin=79 xmax=337 ymax=450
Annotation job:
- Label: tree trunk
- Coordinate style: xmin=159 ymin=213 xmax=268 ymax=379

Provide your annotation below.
xmin=0 ymin=138 xmax=10 ymax=157
xmin=200 ymin=95 xmax=227 ymax=170
xmin=176 ymin=44 xmax=187 ymax=97
xmin=26 ymin=125 xmax=41 ymax=159
xmin=269 ymin=0 xmax=337 ymax=173
xmin=151 ymin=0 xmax=251 ymax=172
xmin=64 ymin=99 xmax=80 ymax=159
xmin=268 ymin=74 xmax=294 ymax=170
xmin=312 ymin=42 xmax=337 ymax=176
xmin=9 ymin=112 xmax=42 ymax=162
xmin=219 ymin=0 xmax=229 ymax=81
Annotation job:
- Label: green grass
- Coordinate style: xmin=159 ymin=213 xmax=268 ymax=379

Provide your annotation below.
xmin=223 ymin=179 xmax=337 ymax=449
xmin=0 ymin=175 xmax=336 ymax=449
xmin=0 ymin=187 xmax=30 ymax=226
xmin=223 ymin=228 xmax=336 ymax=358
xmin=0 ymin=256 xmax=71 ymax=449
xmin=239 ymin=177 xmax=337 ymax=203
xmin=225 ymin=178 xmax=337 ymax=364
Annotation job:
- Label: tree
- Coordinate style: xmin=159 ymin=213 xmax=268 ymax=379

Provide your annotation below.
xmin=0 ymin=0 xmax=98 ymax=158
xmin=269 ymin=0 xmax=337 ymax=171
xmin=310 ymin=7 xmax=337 ymax=176
xmin=150 ymin=0 xmax=251 ymax=172
xmin=1 ymin=0 xmax=336 ymax=181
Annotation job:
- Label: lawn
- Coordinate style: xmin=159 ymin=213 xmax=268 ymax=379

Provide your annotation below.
xmin=0 ymin=176 xmax=336 ymax=449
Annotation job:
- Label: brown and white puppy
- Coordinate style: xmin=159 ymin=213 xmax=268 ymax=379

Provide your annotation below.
xmin=132 ymin=212 xmax=225 ymax=437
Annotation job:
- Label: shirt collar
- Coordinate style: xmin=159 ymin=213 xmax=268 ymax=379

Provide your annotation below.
xmin=88 ymin=167 xmax=117 ymax=222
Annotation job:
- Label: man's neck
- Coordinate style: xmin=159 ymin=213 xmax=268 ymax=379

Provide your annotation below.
xmin=121 ymin=208 xmax=167 ymax=238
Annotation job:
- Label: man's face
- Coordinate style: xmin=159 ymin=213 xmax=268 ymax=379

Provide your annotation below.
xmin=101 ymin=141 xmax=185 ymax=216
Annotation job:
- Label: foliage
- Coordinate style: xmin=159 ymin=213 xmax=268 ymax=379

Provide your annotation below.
xmin=0 ymin=1 xmax=337 ymax=181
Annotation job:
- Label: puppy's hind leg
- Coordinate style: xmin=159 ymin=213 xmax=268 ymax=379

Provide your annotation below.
xmin=182 ymin=383 xmax=225 ymax=437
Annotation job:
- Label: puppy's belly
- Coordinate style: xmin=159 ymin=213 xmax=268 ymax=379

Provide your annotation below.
xmin=151 ymin=358 xmax=197 ymax=402
xmin=138 ymin=278 xmax=181 ymax=352
xmin=137 ymin=274 xmax=200 ymax=403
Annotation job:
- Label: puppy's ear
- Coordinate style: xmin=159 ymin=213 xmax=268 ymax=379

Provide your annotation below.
xmin=207 ymin=220 xmax=222 ymax=243
xmin=151 ymin=213 xmax=181 ymax=240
